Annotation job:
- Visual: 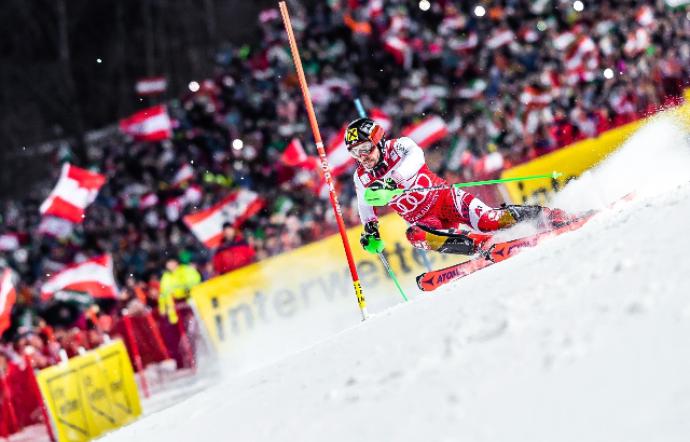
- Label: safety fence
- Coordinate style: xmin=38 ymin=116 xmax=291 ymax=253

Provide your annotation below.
xmin=0 ymin=304 xmax=202 ymax=441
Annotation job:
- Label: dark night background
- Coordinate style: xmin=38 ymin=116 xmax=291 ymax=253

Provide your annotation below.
xmin=0 ymin=0 xmax=307 ymax=197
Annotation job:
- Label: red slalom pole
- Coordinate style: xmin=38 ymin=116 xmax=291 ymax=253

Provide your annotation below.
xmin=279 ymin=1 xmax=367 ymax=320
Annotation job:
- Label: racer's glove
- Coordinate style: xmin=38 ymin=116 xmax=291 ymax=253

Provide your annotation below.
xmin=369 ymin=177 xmax=397 ymax=192
xmin=360 ymin=220 xmax=384 ymax=254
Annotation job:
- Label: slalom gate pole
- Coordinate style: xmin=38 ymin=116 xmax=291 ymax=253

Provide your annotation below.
xmin=280 ymin=2 xmax=368 ymax=320
xmin=354 ymin=98 xmax=410 ymax=301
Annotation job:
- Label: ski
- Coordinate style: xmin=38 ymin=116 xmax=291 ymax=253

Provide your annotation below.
xmin=416 ymin=194 xmax=635 ymax=291
xmin=415 ymin=215 xmax=593 ymax=291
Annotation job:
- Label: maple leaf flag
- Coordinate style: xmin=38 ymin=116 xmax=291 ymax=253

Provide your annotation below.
xmin=401 ymin=115 xmax=449 ymax=148
xmin=183 ymin=189 xmax=265 ymax=248
xmin=119 ymin=104 xmax=172 ymax=141
xmin=40 ymin=255 xmax=118 ymax=302
xmin=0 ymin=269 xmax=17 ymax=335
xmin=40 ymin=163 xmax=106 ymax=223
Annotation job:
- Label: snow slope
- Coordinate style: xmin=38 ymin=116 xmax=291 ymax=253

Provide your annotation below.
xmin=103 ymin=116 xmax=690 ymax=441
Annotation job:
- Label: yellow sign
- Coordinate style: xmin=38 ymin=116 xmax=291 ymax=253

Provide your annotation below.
xmin=346 ymin=127 xmax=359 ymax=142
xmin=191 ymin=213 xmax=461 ymax=350
xmin=36 ymin=340 xmax=142 ymax=441
xmin=501 ymin=102 xmax=690 ymax=204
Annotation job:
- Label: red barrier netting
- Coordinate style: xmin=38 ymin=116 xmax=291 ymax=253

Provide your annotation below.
xmin=114 ymin=305 xmax=198 ymax=373
xmin=0 ymin=361 xmax=46 ymax=437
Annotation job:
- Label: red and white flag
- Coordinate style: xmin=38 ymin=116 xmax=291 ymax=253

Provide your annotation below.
xmin=172 ymin=163 xmax=194 ymax=186
xmin=0 ymin=234 xmax=20 ymax=252
xmin=383 ymin=35 xmax=412 ymax=67
xmin=486 ymin=28 xmax=515 ymax=49
xmin=135 ymin=76 xmax=167 ymax=95
xmin=183 ymin=189 xmax=265 ymax=249
xmin=40 ymin=163 xmax=106 ymax=223
xmin=401 ymin=115 xmax=449 ymax=148
xmin=636 ymin=5 xmax=654 ymax=27
xmin=0 ymin=269 xmax=16 ymax=335
xmin=119 ymin=105 xmax=172 ymax=141
xmin=38 ymin=216 xmax=74 ymax=239
xmin=281 ymin=138 xmax=309 ymax=167
xmin=139 ymin=192 xmax=159 ymax=210
xmin=40 ymin=255 xmax=118 ymax=301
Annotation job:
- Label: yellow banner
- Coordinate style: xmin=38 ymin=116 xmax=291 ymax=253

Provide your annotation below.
xmin=501 ymin=102 xmax=690 ymax=204
xmin=191 ymin=213 xmax=461 ymax=352
xmin=36 ymin=340 xmax=142 ymax=442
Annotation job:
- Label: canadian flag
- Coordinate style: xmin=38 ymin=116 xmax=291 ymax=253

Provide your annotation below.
xmin=172 ymin=163 xmax=194 ymax=186
xmin=135 ymin=76 xmax=167 ymax=96
xmin=0 ymin=269 xmax=16 ymax=335
xmin=40 ymin=255 xmax=118 ymax=302
xmin=0 ymin=233 xmax=20 ymax=252
xmin=281 ymin=138 xmax=309 ymax=167
xmin=326 ymin=109 xmax=393 ymax=177
xmin=119 ymin=105 xmax=172 ymax=141
xmin=401 ymin=115 xmax=449 ymax=148
xmin=40 ymin=163 xmax=106 ymax=223
xmin=183 ymin=189 xmax=265 ymax=248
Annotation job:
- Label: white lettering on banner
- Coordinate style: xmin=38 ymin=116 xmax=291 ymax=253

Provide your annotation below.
xmin=389 ymin=173 xmax=432 ymax=215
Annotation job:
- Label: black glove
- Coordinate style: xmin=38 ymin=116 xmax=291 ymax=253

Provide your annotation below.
xmin=360 ymin=221 xmax=385 ymax=254
xmin=371 ymin=159 xmax=389 ymax=179
xmin=369 ymin=177 xmax=397 ymax=192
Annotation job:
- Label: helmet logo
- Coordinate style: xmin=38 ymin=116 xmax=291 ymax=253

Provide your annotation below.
xmin=346 ymin=128 xmax=359 ymax=143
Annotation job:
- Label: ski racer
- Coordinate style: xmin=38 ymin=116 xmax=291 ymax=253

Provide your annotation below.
xmin=346 ymin=117 xmax=574 ymax=256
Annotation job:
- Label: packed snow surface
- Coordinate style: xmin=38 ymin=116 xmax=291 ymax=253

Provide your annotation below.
xmin=103 ymin=115 xmax=690 ymax=441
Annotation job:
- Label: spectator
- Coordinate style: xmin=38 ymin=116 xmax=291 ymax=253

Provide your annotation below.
xmin=158 ymin=253 xmax=201 ymax=324
xmin=212 ymin=222 xmax=257 ymax=276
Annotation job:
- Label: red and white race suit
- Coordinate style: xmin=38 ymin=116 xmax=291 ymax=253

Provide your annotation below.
xmin=354 ymin=137 xmax=506 ymax=232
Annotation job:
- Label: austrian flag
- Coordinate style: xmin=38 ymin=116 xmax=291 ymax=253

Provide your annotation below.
xmin=40 ymin=255 xmax=118 ymax=301
xmin=40 ymin=164 xmax=106 ymax=223
xmin=0 ymin=269 xmax=17 ymax=335
xmin=119 ymin=104 xmax=172 ymax=141
xmin=401 ymin=115 xmax=449 ymax=148
xmin=183 ymin=189 xmax=265 ymax=248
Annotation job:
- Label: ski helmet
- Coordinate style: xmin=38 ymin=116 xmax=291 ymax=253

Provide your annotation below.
xmin=344 ymin=117 xmax=386 ymax=154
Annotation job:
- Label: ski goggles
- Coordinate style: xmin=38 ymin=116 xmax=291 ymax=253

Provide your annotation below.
xmin=347 ymin=141 xmax=375 ymax=159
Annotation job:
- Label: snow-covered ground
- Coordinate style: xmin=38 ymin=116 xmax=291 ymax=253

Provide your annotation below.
xmin=102 ymin=115 xmax=690 ymax=441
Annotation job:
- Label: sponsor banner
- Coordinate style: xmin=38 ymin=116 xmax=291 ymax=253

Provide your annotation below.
xmin=35 ymin=340 xmax=142 ymax=442
xmin=191 ymin=214 xmax=463 ymax=354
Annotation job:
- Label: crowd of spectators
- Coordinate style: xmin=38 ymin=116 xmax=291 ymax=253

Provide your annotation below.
xmin=1 ymin=0 xmax=690 ymax=371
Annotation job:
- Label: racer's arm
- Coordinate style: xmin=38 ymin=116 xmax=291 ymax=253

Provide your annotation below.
xmin=389 ymin=137 xmax=425 ymax=183
xmin=354 ymin=173 xmax=377 ymax=225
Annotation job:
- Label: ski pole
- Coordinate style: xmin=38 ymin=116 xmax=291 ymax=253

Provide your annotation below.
xmin=365 ymin=171 xmax=563 ymax=206
xmin=354 ymin=97 xmax=412 ymax=300
xmin=378 ymin=253 xmax=408 ymax=302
